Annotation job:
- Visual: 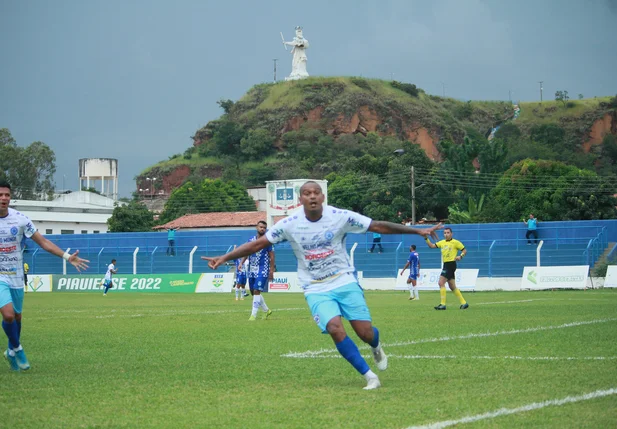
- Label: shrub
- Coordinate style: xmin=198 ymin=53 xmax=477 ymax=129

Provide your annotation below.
xmin=391 ymin=81 xmax=419 ymax=97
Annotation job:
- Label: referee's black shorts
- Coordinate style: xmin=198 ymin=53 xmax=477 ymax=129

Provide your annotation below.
xmin=441 ymin=261 xmax=457 ymax=280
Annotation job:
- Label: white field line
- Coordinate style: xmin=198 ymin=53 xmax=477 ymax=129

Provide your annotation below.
xmin=404 ymin=387 xmax=617 ymax=429
xmin=281 ymin=318 xmax=617 ymax=358
xmin=289 ymin=354 xmax=617 ymax=361
xmin=32 ymin=307 xmax=307 ymax=321
xmin=475 ymin=299 xmax=537 ymax=305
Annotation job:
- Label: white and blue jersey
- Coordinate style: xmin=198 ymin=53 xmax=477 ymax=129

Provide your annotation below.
xmin=265 ymin=205 xmax=372 ymax=294
xmin=234 ymin=258 xmax=247 ymax=285
xmin=407 ymin=251 xmax=419 ymax=280
xmin=0 ymin=209 xmax=36 ymax=289
xmin=247 ymin=236 xmax=272 ymax=279
xmin=103 ymin=263 xmax=116 ymax=287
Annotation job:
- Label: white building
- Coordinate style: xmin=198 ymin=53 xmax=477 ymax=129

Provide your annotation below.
xmin=9 ymin=191 xmax=123 ymax=235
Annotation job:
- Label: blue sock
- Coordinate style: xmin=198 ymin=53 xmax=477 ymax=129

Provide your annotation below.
xmin=17 ymin=321 xmax=21 ymax=343
xmin=2 ymin=320 xmax=20 ymax=350
xmin=368 ymin=327 xmax=380 ymax=348
xmin=104 ymin=286 xmax=109 ymax=294
xmin=336 ymin=336 xmax=370 ymax=375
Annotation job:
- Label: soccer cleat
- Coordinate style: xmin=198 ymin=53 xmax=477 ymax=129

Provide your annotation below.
xmin=265 ymin=309 xmax=273 ymax=320
xmin=4 ymin=349 xmax=19 ymax=372
xmin=240 ymin=297 xmax=244 ymax=301
xmin=235 ymin=297 xmax=239 ymax=301
xmin=434 ymin=304 xmax=447 ymax=310
xmin=371 ymin=344 xmax=388 ymax=371
xmin=408 ymin=296 xmax=415 ymax=300
xmin=14 ymin=349 xmax=30 ymax=371
xmin=248 ymin=315 xmax=256 ymax=321
xmin=363 ymin=377 xmax=381 ymax=390
xmin=460 ymin=303 xmax=469 ymax=310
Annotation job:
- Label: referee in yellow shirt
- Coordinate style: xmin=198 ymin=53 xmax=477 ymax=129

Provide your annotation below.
xmin=425 ymin=227 xmax=469 ymax=310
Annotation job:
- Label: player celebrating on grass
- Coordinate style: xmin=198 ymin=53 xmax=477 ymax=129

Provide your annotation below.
xmin=400 ymin=244 xmax=420 ymax=300
xmin=425 ymin=227 xmax=469 ymax=310
xmin=0 ymin=180 xmax=89 ymax=372
xmin=204 ymin=181 xmax=442 ymax=390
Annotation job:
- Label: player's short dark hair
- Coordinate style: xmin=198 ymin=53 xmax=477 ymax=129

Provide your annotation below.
xmin=300 ymin=181 xmax=322 ymax=193
xmin=111 ymin=259 xmax=116 ymax=263
xmin=444 ymin=227 xmax=452 ymax=233
xmin=411 ymin=244 xmax=416 ymax=250
xmin=0 ymin=180 xmax=12 ymax=190
xmin=257 ymin=220 xmax=267 ymax=226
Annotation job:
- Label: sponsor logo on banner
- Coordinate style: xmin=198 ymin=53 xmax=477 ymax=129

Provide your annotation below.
xmin=195 ymin=273 xmax=234 ymax=293
xmin=395 ymin=269 xmax=478 ymax=290
xmin=52 ymin=274 xmax=200 ymax=293
xmin=270 ymin=277 xmax=290 ymax=290
xmin=521 ymin=265 xmax=589 ymax=290
xmin=604 ymin=265 xmax=617 ymax=288
xmin=26 ymin=275 xmax=52 ymax=292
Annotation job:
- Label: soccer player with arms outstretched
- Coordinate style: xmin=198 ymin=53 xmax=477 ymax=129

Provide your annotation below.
xmin=204 ymin=181 xmax=442 ymax=390
xmin=0 ymin=180 xmax=89 ymax=371
xmin=425 ymin=227 xmax=469 ymax=310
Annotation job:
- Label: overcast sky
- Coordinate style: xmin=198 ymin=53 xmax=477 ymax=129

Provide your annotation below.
xmin=1 ymin=0 xmax=616 ymax=197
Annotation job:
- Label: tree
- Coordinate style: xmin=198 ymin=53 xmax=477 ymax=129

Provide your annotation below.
xmin=555 ymin=90 xmax=569 ymax=108
xmin=483 ymin=159 xmax=617 ymax=222
xmin=240 ymin=129 xmax=275 ymax=159
xmin=447 ymin=194 xmax=485 ymax=224
xmin=0 ymin=128 xmax=56 ymax=199
xmin=578 ymin=94 xmax=584 ymax=100
xmin=159 ymin=178 xmax=256 ymax=223
xmin=107 ymin=201 xmax=155 ymax=232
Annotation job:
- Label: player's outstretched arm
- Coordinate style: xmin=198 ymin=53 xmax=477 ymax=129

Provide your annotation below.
xmin=368 ymin=221 xmax=443 ymax=240
xmin=30 ymin=231 xmax=89 ymax=272
xmin=202 ymin=236 xmax=272 ymax=270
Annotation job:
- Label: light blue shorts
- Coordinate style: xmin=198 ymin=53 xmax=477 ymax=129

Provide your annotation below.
xmin=305 ymin=282 xmax=371 ymax=333
xmin=0 ymin=282 xmax=24 ymax=314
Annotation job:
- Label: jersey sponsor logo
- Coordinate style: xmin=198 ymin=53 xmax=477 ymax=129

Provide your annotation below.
xmin=305 ymin=249 xmax=334 ymax=261
xmin=0 ymin=266 xmax=17 ymax=275
xmin=2 ymin=237 xmax=17 ymax=243
xmin=0 ymin=255 xmax=19 ymax=262
xmin=301 ymin=241 xmax=332 ymax=250
xmin=0 ymin=245 xmax=17 ymax=253
xmin=346 ymin=217 xmax=364 ymax=228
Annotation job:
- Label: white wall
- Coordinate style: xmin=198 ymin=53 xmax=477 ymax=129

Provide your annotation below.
xmin=34 ymin=221 xmax=108 ymax=235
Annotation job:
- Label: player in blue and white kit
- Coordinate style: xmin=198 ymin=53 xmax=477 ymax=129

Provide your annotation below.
xmin=0 ymin=181 xmax=89 ymax=371
xmin=102 ymin=259 xmax=117 ymax=296
xmin=246 ymin=221 xmax=275 ymax=320
xmin=204 ymin=181 xmax=442 ymax=390
xmin=400 ymin=245 xmax=421 ymax=300
xmin=233 ymin=255 xmax=249 ymax=301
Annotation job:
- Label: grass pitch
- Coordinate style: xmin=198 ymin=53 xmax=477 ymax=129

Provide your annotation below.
xmin=1 ymin=290 xmax=616 ymax=428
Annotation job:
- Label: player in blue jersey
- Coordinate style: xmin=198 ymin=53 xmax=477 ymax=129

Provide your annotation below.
xmin=400 ymin=245 xmax=420 ymax=300
xmin=245 ymin=221 xmax=275 ymax=320
xmin=0 ymin=181 xmax=89 ymax=371
xmin=233 ymin=254 xmax=249 ymax=301
xmin=204 ymin=181 xmax=442 ymax=390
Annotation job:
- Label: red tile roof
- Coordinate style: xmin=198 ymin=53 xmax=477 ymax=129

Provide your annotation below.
xmin=154 ymin=211 xmax=267 ymax=230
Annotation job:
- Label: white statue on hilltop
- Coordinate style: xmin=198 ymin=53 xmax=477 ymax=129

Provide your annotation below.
xmin=281 ymin=26 xmax=309 ymax=81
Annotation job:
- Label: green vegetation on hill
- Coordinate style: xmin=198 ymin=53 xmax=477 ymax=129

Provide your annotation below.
xmin=138 ymin=78 xmax=617 ymax=223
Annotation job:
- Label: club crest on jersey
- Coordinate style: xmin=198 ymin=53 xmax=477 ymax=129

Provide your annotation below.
xmin=313 ymin=314 xmax=320 ymax=324
xmin=324 ymin=230 xmax=334 ymax=240
xmin=10 ymin=227 xmax=18 ymax=236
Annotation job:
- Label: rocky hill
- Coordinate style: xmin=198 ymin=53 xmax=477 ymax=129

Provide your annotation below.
xmin=137 ymin=77 xmax=617 ymax=195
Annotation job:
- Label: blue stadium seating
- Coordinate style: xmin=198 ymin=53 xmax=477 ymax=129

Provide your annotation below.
xmin=24 ymin=219 xmax=615 ymax=277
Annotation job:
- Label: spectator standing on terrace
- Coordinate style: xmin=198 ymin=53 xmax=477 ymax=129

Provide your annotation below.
xmin=166 ymin=227 xmax=178 ymax=256
xmin=524 ymin=214 xmax=539 ymax=245
xmin=368 ymin=232 xmax=383 ymax=253
xmin=0 ymin=180 xmax=89 ymax=372
xmin=203 ymin=181 xmax=442 ymax=390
